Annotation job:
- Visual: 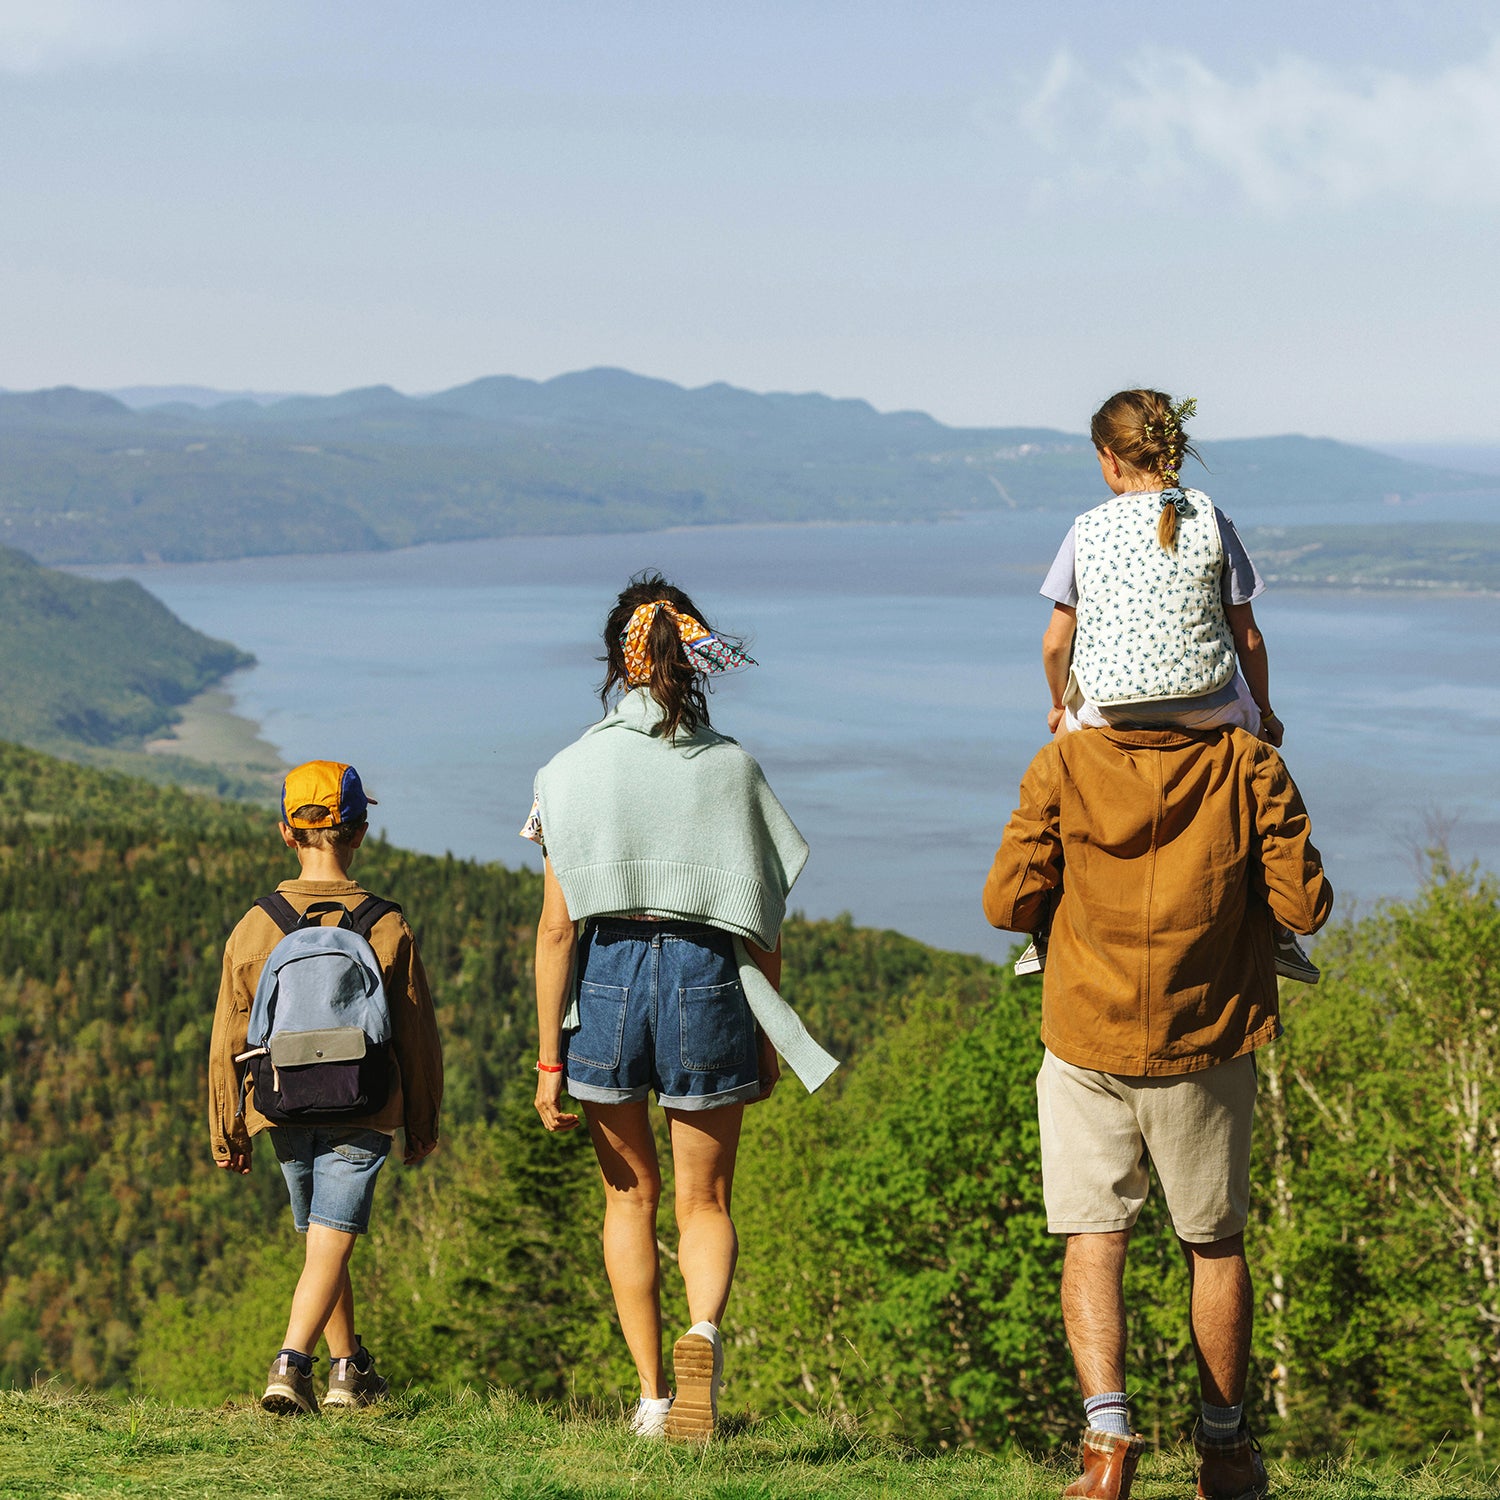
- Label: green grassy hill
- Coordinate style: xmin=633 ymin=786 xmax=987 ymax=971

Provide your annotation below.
xmin=1 ymin=743 xmax=1499 ymax=1474
xmin=0 ymin=544 xmax=266 ymax=793
xmin=1 ymin=370 xmax=1490 ymax=564
xmin=2 ymin=1389 xmax=1488 ymax=1500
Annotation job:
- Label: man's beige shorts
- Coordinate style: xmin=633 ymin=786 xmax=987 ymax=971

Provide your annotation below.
xmin=1036 ymin=1048 xmax=1257 ymax=1243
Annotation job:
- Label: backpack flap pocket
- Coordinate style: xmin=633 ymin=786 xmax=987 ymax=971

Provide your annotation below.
xmin=269 ymin=1027 xmax=369 ymax=1112
xmin=269 ymin=1028 xmax=367 ymax=1067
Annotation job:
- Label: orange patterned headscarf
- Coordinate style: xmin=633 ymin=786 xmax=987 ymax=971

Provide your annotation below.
xmin=622 ymin=600 xmax=755 ymax=685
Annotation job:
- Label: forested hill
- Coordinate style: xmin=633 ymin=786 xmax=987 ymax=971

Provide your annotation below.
xmin=1 ymin=369 xmax=1490 ymax=564
xmin=0 ymin=544 xmax=250 ymax=768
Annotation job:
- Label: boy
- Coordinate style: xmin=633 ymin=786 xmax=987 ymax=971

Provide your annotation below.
xmin=208 ymin=761 xmax=443 ymax=1414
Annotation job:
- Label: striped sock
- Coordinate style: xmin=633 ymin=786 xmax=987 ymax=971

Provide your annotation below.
xmin=1200 ymin=1401 xmax=1243 ymax=1446
xmin=1084 ymin=1390 xmax=1131 ymax=1437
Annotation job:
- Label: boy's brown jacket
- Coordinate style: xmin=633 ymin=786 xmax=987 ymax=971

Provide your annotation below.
xmin=983 ymin=726 xmax=1333 ymax=1077
xmin=208 ymin=879 xmax=443 ymax=1162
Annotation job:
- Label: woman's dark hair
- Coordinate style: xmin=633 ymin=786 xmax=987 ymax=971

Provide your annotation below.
xmin=599 ymin=572 xmax=731 ymax=741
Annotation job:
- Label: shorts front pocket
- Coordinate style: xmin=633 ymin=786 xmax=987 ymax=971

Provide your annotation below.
xmin=570 ymin=982 xmax=629 ymax=1070
xmin=678 ymin=981 xmax=751 ymax=1073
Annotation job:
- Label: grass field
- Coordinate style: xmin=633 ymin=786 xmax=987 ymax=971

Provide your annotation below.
xmin=2 ymin=1389 xmax=1496 ymax=1500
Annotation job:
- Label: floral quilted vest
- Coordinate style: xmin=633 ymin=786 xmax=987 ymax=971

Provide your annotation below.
xmin=1071 ymin=489 xmax=1237 ymax=707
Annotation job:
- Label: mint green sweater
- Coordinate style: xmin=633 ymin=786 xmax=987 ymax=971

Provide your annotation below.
xmin=533 ymin=688 xmax=837 ymax=1091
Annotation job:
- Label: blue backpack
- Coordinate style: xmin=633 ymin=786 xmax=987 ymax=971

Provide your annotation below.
xmin=236 ymin=896 xmax=400 ymax=1124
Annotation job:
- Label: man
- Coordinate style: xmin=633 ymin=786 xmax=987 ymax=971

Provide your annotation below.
xmin=983 ymin=724 xmax=1331 ymax=1500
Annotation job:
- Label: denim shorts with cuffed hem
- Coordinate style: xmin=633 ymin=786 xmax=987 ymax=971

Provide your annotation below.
xmin=270 ymin=1124 xmax=393 ymax=1234
xmin=564 ymin=919 xmax=761 ymax=1111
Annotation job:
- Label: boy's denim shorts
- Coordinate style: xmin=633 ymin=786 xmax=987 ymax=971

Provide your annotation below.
xmin=564 ymin=919 xmax=762 ymax=1111
xmin=270 ymin=1124 xmax=392 ymax=1235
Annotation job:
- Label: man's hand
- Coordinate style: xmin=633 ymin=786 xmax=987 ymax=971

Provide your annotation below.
xmin=1047 ymin=705 xmax=1066 ymax=735
xmin=215 ymin=1149 xmax=251 ymax=1175
xmin=534 ymin=1069 xmax=581 ymax=1132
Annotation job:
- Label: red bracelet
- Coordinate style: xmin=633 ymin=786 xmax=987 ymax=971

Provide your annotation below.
xmin=535 ymin=1061 xmax=564 ymax=1074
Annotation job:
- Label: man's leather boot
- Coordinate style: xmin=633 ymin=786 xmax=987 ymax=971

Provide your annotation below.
xmin=1194 ymin=1421 xmax=1269 ymax=1500
xmin=1062 ymin=1427 xmax=1146 ymax=1498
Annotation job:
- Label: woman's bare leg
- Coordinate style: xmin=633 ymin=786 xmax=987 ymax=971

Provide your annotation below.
xmin=583 ymin=1099 xmax=668 ymax=1398
xmin=667 ymin=1104 xmax=744 ymax=1325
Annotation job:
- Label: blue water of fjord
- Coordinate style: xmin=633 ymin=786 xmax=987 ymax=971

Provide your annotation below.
xmin=90 ymin=503 xmax=1499 ymax=962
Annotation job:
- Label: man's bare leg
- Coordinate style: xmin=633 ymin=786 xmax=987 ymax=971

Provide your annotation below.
xmin=1060 ymin=1230 xmax=1130 ymax=1395
xmin=1181 ymin=1233 xmax=1252 ymax=1406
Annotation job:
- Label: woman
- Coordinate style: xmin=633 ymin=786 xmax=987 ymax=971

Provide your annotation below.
xmin=524 ymin=572 xmax=836 ymax=1442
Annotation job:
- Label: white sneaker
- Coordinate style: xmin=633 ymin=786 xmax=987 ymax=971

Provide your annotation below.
xmin=628 ymin=1396 xmax=672 ymax=1438
xmin=664 ymin=1321 xmax=722 ymax=1442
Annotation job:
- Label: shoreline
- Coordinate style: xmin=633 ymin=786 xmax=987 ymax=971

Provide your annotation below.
xmin=65 ymin=505 xmax=1500 ymax=599
xmin=145 ymin=682 xmax=284 ymax=787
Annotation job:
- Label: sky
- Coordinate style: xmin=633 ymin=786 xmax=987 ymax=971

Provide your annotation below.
xmin=2 ymin=1 xmax=1498 ymax=440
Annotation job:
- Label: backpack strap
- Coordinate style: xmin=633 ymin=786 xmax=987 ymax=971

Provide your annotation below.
xmin=255 ymin=893 xmax=401 ymax=939
xmin=346 ymin=895 xmax=402 ymax=939
xmin=254 ymin=893 xmax=304 ymax=936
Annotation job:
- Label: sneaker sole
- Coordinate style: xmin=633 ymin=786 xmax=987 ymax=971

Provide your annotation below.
xmin=261 ymin=1383 xmax=317 ymax=1416
xmin=1275 ymin=962 xmax=1320 ymax=985
xmin=664 ymin=1334 xmax=717 ymax=1442
xmin=322 ymin=1383 xmax=389 ymax=1409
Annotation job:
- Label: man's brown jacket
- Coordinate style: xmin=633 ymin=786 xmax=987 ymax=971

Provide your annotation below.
xmin=983 ymin=726 xmax=1333 ymax=1077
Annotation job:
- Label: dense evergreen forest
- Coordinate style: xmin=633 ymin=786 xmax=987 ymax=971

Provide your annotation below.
xmin=1 ymin=741 xmax=1497 ymax=1465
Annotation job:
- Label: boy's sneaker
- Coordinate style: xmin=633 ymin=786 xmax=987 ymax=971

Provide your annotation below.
xmin=1014 ymin=930 xmax=1048 ymax=976
xmin=1274 ymin=927 xmax=1319 ymax=985
xmin=628 ymin=1395 xmax=673 ymax=1438
xmin=323 ymin=1348 xmax=390 ymax=1408
xmin=663 ymin=1322 xmax=722 ymax=1442
xmin=262 ymin=1351 xmax=319 ymax=1415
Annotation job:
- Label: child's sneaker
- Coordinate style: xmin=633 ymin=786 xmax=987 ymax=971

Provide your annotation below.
xmin=663 ymin=1322 xmax=722 ymax=1442
xmin=262 ymin=1351 xmax=319 ymax=1415
xmin=1274 ymin=927 xmax=1319 ymax=985
xmin=1014 ymin=929 xmax=1048 ymax=976
xmin=323 ymin=1344 xmax=390 ymax=1408
xmin=628 ymin=1395 xmax=673 ymax=1438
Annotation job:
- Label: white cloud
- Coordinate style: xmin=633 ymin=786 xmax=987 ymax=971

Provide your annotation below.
xmin=0 ymin=0 xmax=233 ymax=73
xmin=1011 ymin=41 xmax=1500 ymax=210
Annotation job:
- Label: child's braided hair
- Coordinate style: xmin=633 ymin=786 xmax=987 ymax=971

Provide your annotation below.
xmin=1090 ymin=389 xmax=1202 ymax=550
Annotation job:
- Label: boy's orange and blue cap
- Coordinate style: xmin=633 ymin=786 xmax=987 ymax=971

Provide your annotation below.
xmin=280 ymin=760 xmax=377 ymax=829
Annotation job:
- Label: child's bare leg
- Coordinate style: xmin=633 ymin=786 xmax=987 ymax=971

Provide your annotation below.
xmin=283 ymin=1224 xmax=358 ymax=1354
xmin=322 ymin=1262 xmax=357 ymax=1359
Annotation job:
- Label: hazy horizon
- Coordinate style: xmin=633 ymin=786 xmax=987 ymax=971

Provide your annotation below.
xmin=2 ymin=3 xmax=1497 ymax=445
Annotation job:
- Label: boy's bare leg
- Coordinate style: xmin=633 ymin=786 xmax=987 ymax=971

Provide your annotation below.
xmin=583 ymin=1100 xmax=669 ymax=1399
xmin=322 ymin=1263 xmax=357 ymax=1359
xmin=283 ymin=1224 xmax=358 ymax=1355
xmin=667 ymin=1105 xmax=743 ymax=1326
xmin=1060 ymin=1230 xmax=1130 ymax=1396
xmin=1181 ymin=1233 xmax=1252 ymax=1406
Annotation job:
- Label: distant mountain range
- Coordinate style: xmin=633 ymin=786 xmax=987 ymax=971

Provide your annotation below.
xmin=0 ymin=368 xmax=1493 ymax=565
